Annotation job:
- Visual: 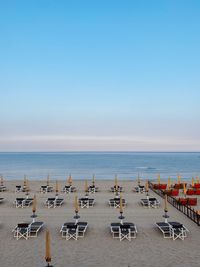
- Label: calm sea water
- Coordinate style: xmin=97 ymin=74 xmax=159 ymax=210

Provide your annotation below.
xmin=0 ymin=152 xmax=199 ymax=180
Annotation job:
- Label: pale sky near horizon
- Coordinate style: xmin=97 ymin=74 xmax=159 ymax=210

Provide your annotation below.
xmin=0 ymin=1 xmax=200 ymax=152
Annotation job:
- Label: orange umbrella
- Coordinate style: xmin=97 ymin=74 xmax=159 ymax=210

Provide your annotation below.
xmin=45 ymin=230 xmax=52 ymax=265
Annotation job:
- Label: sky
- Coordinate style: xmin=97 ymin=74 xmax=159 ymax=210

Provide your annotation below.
xmin=0 ymin=0 xmax=200 ymax=152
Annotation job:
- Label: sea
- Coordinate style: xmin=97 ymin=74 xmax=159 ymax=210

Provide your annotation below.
xmin=0 ymin=152 xmax=199 ymax=181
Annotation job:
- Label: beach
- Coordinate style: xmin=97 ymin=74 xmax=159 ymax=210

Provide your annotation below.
xmin=0 ymin=180 xmax=200 ymax=267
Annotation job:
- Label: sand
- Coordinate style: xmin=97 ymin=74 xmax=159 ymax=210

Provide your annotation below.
xmin=0 ymin=179 xmax=200 ymax=267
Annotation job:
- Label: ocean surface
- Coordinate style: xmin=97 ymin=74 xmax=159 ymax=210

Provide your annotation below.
xmin=0 ymin=152 xmax=199 ymax=180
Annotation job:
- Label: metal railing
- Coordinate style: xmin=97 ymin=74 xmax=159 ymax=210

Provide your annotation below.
xmin=149 ymin=182 xmax=200 ymax=226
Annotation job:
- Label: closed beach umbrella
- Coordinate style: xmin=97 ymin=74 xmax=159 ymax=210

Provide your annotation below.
xmin=68 ymin=174 xmax=72 ymax=186
xmin=26 ymin=179 xmax=30 ymax=194
xmin=55 ymin=180 xmax=59 ymax=195
xmin=47 ymin=175 xmax=50 ymax=186
xmin=192 ymin=177 xmax=195 ymax=187
xmin=23 ymin=175 xmax=27 ymax=187
xmin=164 ymin=194 xmax=168 ymax=212
xmin=32 ymin=194 xmax=36 ymax=213
xmin=183 ymin=183 xmax=187 ymax=196
xmin=177 ymin=175 xmax=181 ymax=185
xmin=92 ymin=175 xmax=95 ymax=186
xmin=145 ymin=181 xmax=149 ymax=192
xmin=157 ymin=174 xmax=161 ymax=184
xmin=137 ymin=174 xmax=140 ymax=185
xmin=196 ymin=176 xmax=200 ymax=184
xmin=85 ymin=180 xmax=88 ymax=193
xmin=167 ymin=177 xmax=171 ymax=190
xmin=0 ymin=175 xmax=3 ymax=186
xmin=115 ymin=175 xmax=118 ymax=187
xmin=74 ymin=195 xmax=79 ymax=213
xmin=119 ymin=195 xmax=123 ymax=213
xmin=45 ymin=230 xmax=52 ymax=266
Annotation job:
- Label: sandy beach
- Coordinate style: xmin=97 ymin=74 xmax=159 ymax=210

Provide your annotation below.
xmin=0 ymin=179 xmax=200 ymax=267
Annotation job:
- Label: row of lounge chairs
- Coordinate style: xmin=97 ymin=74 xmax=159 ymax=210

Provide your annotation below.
xmin=12 ymin=217 xmax=189 ymax=241
xmin=12 ymin=195 xmax=161 ymax=209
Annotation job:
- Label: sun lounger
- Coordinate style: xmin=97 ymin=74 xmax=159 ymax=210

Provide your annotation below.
xmin=13 ymin=221 xmax=44 ymax=239
xmin=14 ymin=198 xmax=25 ymax=208
xmin=29 ymin=221 xmax=44 ymax=237
xmin=78 ymin=198 xmax=95 ymax=208
xmin=0 ymin=185 xmax=6 ymax=192
xmin=15 ymin=185 xmax=23 ymax=193
xmin=155 ymin=222 xmax=171 ymax=238
xmin=60 ymin=222 xmax=88 ymax=240
xmin=13 ymin=223 xmax=31 ymax=240
xmin=88 ymin=185 xmax=99 ymax=193
xmin=45 ymin=197 xmax=64 ymax=208
xmin=110 ymin=222 xmax=137 ymax=240
xmin=140 ymin=197 xmax=160 ymax=208
xmin=155 ymin=221 xmax=189 ymax=240
xmin=109 ymin=198 xmax=126 ymax=208
xmin=110 ymin=186 xmax=123 ymax=193
xmin=61 ymin=185 xmax=76 ymax=193
xmin=134 ymin=185 xmax=145 ymax=193
xmin=14 ymin=197 xmax=33 ymax=208
xmin=40 ymin=185 xmax=53 ymax=193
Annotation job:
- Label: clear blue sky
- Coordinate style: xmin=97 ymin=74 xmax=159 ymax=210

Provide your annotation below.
xmin=0 ymin=0 xmax=200 ymax=151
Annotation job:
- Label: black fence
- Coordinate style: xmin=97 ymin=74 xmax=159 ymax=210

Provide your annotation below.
xmin=149 ymin=182 xmax=200 ymax=226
